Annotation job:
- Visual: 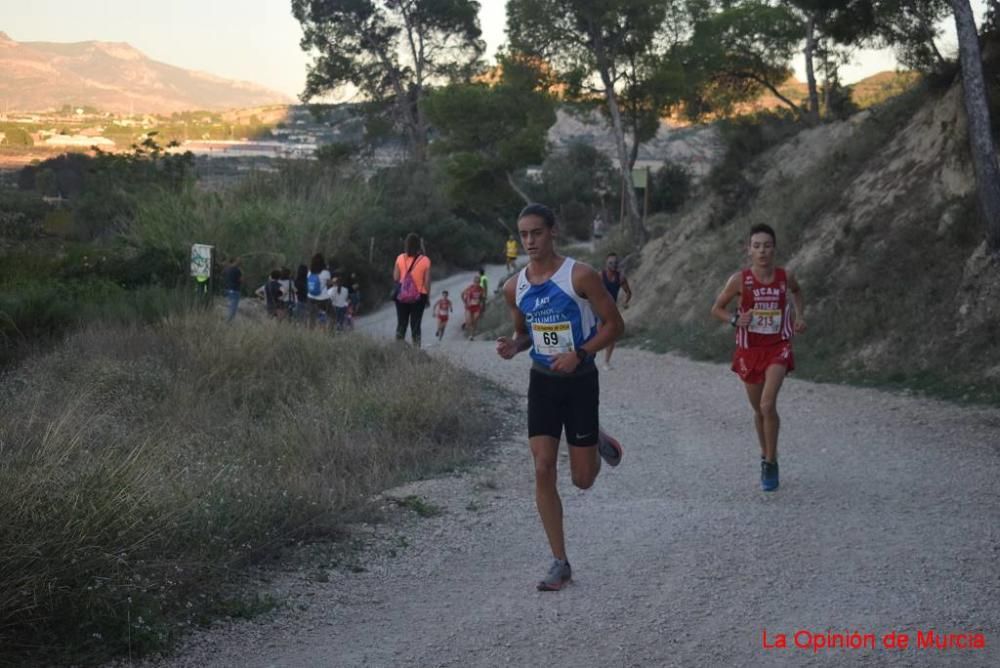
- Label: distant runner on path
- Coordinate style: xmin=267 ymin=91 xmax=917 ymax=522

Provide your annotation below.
xmin=461 ymin=276 xmax=485 ymax=340
xmin=496 ymin=203 xmax=625 ymax=592
xmin=506 ymin=235 xmax=519 ymax=272
xmin=711 ymin=223 xmax=806 ymax=492
xmin=434 ymin=290 xmax=453 ymax=341
xmin=599 ymin=252 xmax=632 ymax=370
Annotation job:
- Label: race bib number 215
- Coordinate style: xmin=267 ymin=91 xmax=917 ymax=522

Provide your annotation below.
xmin=749 ymin=309 xmax=782 ymax=335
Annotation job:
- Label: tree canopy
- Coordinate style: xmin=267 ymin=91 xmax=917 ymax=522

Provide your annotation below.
xmin=292 ymin=0 xmax=486 ymax=161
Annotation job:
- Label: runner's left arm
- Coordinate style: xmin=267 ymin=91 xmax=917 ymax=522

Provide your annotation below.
xmin=787 ymin=272 xmax=807 ymax=332
xmin=621 ymin=275 xmax=633 ymax=306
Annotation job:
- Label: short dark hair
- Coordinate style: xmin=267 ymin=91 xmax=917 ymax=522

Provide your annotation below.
xmin=749 ymin=224 xmax=776 ymax=244
xmin=606 ymin=252 xmax=618 ymax=258
xmin=270 ymin=269 xmax=281 ymax=280
xmin=518 ymin=203 xmax=556 ymax=228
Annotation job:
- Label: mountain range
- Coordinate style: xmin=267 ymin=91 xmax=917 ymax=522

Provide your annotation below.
xmin=0 ymin=31 xmax=292 ymax=113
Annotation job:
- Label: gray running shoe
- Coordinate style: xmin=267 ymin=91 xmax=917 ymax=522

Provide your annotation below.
xmin=537 ymin=559 xmax=572 ymax=591
xmin=597 ymin=429 xmax=623 ymax=467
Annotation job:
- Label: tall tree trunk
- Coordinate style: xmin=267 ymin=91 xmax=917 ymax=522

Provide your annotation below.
xmin=594 ymin=48 xmax=647 ymax=246
xmin=951 ymin=0 xmax=1000 ymax=252
xmin=628 ymin=129 xmax=641 ymax=171
xmin=506 ymin=171 xmax=532 ymax=205
xmin=803 ymin=16 xmax=821 ymax=123
xmin=928 ymin=36 xmax=948 ymax=70
xmin=820 ymin=51 xmax=833 ymax=116
xmin=398 ymin=1 xmax=426 ymax=162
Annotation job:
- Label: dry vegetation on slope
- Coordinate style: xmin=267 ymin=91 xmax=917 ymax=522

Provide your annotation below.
xmin=627 ymin=74 xmax=1000 ymax=402
xmin=0 ymin=313 xmax=499 ymax=664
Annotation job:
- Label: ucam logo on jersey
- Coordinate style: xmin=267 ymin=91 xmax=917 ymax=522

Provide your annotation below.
xmin=753 ymin=286 xmax=781 ymax=299
xmin=534 ymin=296 xmax=550 ymax=309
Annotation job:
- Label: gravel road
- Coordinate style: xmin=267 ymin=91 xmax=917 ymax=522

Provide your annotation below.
xmin=149 ymin=264 xmax=1000 ymax=668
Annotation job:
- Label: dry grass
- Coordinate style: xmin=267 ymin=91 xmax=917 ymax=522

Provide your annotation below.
xmin=0 ymin=312 xmax=497 ymax=664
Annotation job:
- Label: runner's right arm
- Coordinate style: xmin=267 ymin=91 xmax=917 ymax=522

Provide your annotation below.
xmin=496 ymin=277 xmax=531 ymax=359
xmin=620 ymin=275 xmax=633 ymax=307
xmin=711 ymin=272 xmax=751 ymax=327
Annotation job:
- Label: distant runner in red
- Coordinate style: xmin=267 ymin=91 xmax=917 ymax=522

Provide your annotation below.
xmin=434 ymin=290 xmax=453 ymax=341
xmin=711 ymin=223 xmax=806 ymax=492
xmin=461 ymin=276 xmax=485 ymax=340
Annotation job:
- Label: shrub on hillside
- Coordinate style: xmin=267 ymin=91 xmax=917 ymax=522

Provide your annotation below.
xmin=530 ymin=142 xmax=618 ymax=237
xmin=649 ymin=163 xmax=692 ymax=215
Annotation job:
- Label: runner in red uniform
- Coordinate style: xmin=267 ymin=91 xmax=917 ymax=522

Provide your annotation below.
xmin=462 ymin=277 xmax=485 ymax=340
xmin=711 ymin=224 xmax=806 ymax=491
xmin=434 ymin=290 xmax=453 ymax=341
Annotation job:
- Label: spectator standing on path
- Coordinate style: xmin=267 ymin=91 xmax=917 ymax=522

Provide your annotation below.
xmin=195 ymin=274 xmax=210 ymax=309
xmin=221 ymin=257 xmax=242 ymax=322
xmin=263 ymin=270 xmax=285 ymax=320
xmin=592 ymin=214 xmax=605 ymax=240
xmin=599 ymin=252 xmax=632 ymax=370
xmin=393 ymin=233 xmax=431 ymax=346
xmin=711 ymin=223 xmax=806 ymax=492
xmin=278 ymin=267 xmax=295 ymax=319
xmin=328 ymin=275 xmax=351 ymax=331
xmin=506 ymin=235 xmax=519 ymax=272
xmin=496 ymin=203 xmax=625 ymax=592
xmin=307 ymin=253 xmax=333 ymax=329
xmin=348 ymin=272 xmax=362 ymax=315
xmin=478 ymin=268 xmax=489 ymax=312
xmin=294 ymin=264 xmax=309 ymax=320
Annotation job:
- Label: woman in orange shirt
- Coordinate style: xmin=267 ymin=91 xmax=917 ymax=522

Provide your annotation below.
xmin=393 ymin=232 xmax=432 ymax=346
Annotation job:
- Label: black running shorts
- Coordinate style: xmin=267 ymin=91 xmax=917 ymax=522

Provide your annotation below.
xmin=527 ymin=365 xmax=599 ymax=446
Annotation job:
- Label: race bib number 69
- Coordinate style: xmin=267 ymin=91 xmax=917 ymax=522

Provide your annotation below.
xmin=531 ymin=322 xmax=574 ymax=356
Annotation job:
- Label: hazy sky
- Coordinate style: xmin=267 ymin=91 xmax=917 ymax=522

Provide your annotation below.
xmin=1 ymin=0 xmax=975 ymax=99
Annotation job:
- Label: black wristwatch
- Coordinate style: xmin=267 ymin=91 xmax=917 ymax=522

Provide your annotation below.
xmin=730 ymin=313 xmax=739 ymax=327
xmin=576 ymin=348 xmax=589 ymax=362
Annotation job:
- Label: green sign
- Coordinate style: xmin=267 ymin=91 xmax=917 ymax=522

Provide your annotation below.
xmin=631 ymin=167 xmax=648 ymax=189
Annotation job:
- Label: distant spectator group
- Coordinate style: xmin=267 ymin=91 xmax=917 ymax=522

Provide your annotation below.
xmin=217 ymin=253 xmax=362 ymax=332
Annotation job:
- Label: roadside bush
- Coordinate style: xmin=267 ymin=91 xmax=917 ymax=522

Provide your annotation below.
xmin=531 ymin=142 xmax=618 ymax=231
xmin=0 ymin=313 xmax=497 ymax=664
xmin=0 ymin=277 xmax=191 ymax=366
xmin=707 ymin=109 xmax=802 ymax=206
xmin=557 ymin=200 xmax=592 ymax=240
xmin=648 ymin=163 xmax=692 ymax=215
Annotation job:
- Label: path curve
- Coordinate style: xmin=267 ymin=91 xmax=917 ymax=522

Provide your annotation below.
xmin=150 ymin=264 xmax=1000 ymax=668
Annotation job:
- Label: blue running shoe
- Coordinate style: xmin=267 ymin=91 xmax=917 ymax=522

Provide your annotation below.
xmin=761 ymin=460 xmax=779 ymax=492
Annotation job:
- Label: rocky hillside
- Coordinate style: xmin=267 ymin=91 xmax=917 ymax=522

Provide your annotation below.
xmin=546 ymin=108 xmax=724 ymax=178
xmin=0 ymin=32 xmax=291 ymax=113
xmin=626 ymin=72 xmax=1000 ymax=400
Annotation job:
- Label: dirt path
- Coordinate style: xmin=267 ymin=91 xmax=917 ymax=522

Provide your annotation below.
xmin=151 ymin=268 xmax=1000 ymax=668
